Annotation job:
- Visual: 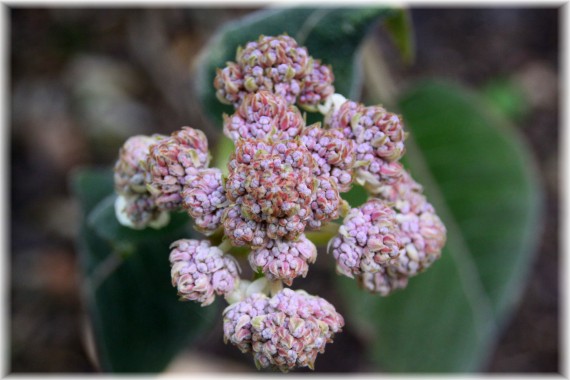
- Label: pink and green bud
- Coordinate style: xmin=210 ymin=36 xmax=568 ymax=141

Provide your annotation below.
xmin=248 ymin=234 xmax=317 ymax=286
xmin=357 ymin=267 xmax=409 ymax=297
xmin=223 ymin=91 xmax=305 ymax=142
xmin=329 ymin=199 xmax=403 ymax=278
xmin=325 ymin=99 xmax=407 ymax=189
xmin=300 ymin=126 xmax=355 ymax=192
xmin=223 ymin=293 xmax=271 ymax=353
xmin=236 ymin=35 xmax=311 ymax=105
xmin=251 ymin=289 xmax=344 ymax=372
xmin=182 ymin=168 xmax=228 ymax=235
xmin=147 ymin=127 xmax=210 ymax=211
xmin=214 ymin=62 xmax=244 ymax=106
xmin=223 ymin=288 xmax=344 ymax=372
xmin=114 ymin=134 xmax=165 ymax=197
xmin=114 ymin=194 xmax=169 ymax=230
xmin=306 ymin=176 xmax=342 ymax=230
xmin=298 ymin=61 xmax=335 ymax=112
xmin=169 ymin=239 xmax=240 ymax=306
xmin=222 ymin=204 xmax=269 ymax=248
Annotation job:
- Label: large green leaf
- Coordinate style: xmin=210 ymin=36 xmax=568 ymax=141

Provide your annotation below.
xmin=72 ymin=168 xmax=217 ymax=373
xmin=337 ymin=81 xmax=542 ymax=372
xmin=196 ymin=6 xmax=404 ymax=126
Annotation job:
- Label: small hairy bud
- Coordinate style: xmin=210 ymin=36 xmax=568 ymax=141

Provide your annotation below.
xmin=222 ymin=205 xmax=269 ymax=248
xmin=325 ymin=99 xmax=406 ymax=190
xmin=357 ymin=267 xmax=409 ymax=296
xmin=147 ymin=127 xmax=210 ymax=211
xmin=237 ymin=35 xmax=312 ymax=104
xmin=114 ymin=135 xmax=170 ymax=229
xmin=248 ymin=235 xmax=317 ymax=285
xmin=298 ymin=61 xmax=335 ymax=112
xmin=114 ymin=135 xmax=165 ymax=197
xmin=182 ymin=168 xmax=228 ymax=235
xmin=329 ymin=199 xmax=403 ymax=278
xmin=214 ymin=62 xmax=244 ymax=106
xmin=223 ymin=293 xmax=271 ymax=353
xmin=306 ymin=176 xmax=342 ymax=230
xmin=225 ymin=138 xmax=317 ymax=241
xmin=114 ymin=194 xmax=169 ymax=230
xmin=169 ymin=239 xmax=240 ymax=306
xmin=223 ymin=90 xmax=305 ymax=142
xmin=223 ymin=288 xmax=344 ymax=372
xmin=300 ymin=125 xmax=355 ymax=192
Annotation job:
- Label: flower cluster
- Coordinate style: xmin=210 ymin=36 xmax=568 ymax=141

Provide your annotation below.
xmin=324 ymin=97 xmax=407 ymax=190
xmin=329 ymin=199 xmax=402 ymax=278
xmin=170 ymin=239 xmax=240 ymax=306
xmin=215 ymin=35 xmax=334 ymax=111
xmin=223 ymin=288 xmax=343 ymax=371
xmin=114 ymin=135 xmax=170 ymax=229
xmin=112 ymin=33 xmax=446 ymax=372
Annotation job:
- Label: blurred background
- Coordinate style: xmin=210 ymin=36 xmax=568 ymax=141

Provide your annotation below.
xmin=10 ymin=7 xmax=559 ymax=373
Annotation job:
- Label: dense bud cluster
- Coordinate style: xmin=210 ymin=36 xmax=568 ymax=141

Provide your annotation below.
xmin=248 ymin=235 xmax=317 ymax=285
xmin=182 ymin=168 xmax=228 ymax=235
xmin=298 ymin=61 xmax=335 ymax=111
xmin=329 ymin=199 xmax=403 ymax=277
xmin=223 ymin=288 xmax=343 ymax=371
xmin=325 ymin=99 xmax=406 ymax=190
xmin=300 ymin=126 xmax=355 ymax=192
xmin=147 ymin=127 xmax=210 ymax=210
xmin=223 ymin=91 xmax=305 ymax=141
xmin=114 ymin=135 xmax=170 ymax=229
xmin=215 ymin=35 xmax=334 ymax=110
xmin=169 ymin=239 xmax=240 ymax=306
xmin=225 ymin=138 xmax=318 ymax=241
xmin=356 ymin=171 xmax=446 ymax=296
xmin=113 ymin=33 xmax=446 ymax=372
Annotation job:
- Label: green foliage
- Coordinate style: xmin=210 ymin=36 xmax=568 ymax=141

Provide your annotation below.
xmin=72 ymin=169 xmax=217 ymax=373
xmin=337 ymin=81 xmax=542 ymax=372
xmin=196 ymin=6 xmax=404 ymax=126
xmin=481 ymin=78 xmax=528 ymax=122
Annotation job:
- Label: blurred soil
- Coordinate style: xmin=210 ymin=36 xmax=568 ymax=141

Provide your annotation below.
xmin=9 ymin=7 xmax=559 ymax=373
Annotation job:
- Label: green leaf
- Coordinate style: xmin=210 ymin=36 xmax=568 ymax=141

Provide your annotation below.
xmin=71 ymin=168 xmax=218 ymax=373
xmin=196 ymin=6 xmax=401 ymax=126
xmin=337 ymin=81 xmax=542 ymax=372
xmin=384 ymin=9 xmax=415 ymax=64
xmin=481 ymin=77 xmax=528 ymax=122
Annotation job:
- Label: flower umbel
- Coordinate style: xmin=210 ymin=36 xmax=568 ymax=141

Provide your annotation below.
xmin=112 ymin=32 xmax=447 ymax=373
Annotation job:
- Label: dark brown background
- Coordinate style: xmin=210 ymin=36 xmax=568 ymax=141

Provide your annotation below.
xmin=10 ymin=7 xmax=559 ymax=373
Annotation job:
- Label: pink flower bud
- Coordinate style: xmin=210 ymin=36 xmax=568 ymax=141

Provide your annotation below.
xmin=325 ymin=100 xmax=407 ymax=188
xmin=248 ymin=234 xmax=317 ymax=285
xmin=182 ymin=168 xmax=228 ymax=235
xmin=298 ymin=61 xmax=335 ymax=112
xmin=300 ymin=126 xmax=355 ymax=192
xmin=329 ymin=199 xmax=403 ymax=278
xmin=147 ymin=127 xmax=210 ymax=211
xmin=169 ymin=239 xmax=240 ymax=306
xmin=114 ymin=134 xmax=165 ymax=197
xmin=223 ymin=91 xmax=305 ymax=142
